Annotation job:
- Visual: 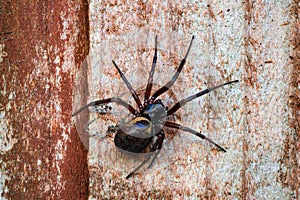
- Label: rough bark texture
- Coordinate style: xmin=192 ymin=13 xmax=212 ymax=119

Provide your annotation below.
xmin=1 ymin=0 xmax=299 ymax=199
xmin=0 ymin=0 xmax=89 ymax=199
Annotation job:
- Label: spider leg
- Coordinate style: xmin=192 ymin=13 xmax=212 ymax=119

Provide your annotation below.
xmin=126 ymin=130 xmax=165 ymax=179
xmin=150 ymin=35 xmax=195 ymax=101
xmin=144 ymin=35 xmax=158 ymax=105
xmin=147 ymin=130 xmax=165 ymax=169
xmin=167 ymin=80 xmax=239 ymax=116
xmin=112 ymin=60 xmax=143 ymax=110
xmin=72 ymin=97 xmax=138 ymax=117
xmin=164 ymin=121 xmax=226 ymax=152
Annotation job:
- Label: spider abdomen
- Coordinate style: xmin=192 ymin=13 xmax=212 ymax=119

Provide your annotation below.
xmin=114 ymin=117 xmax=154 ymax=153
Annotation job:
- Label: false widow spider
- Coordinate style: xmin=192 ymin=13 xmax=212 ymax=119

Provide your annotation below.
xmin=72 ymin=35 xmax=238 ymax=179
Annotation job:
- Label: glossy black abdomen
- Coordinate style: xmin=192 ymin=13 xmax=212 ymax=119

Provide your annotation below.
xmin=114 ymin=117 xmax=154 ymax=153
xmin=114 ymin=131 xmax=153 ymax=153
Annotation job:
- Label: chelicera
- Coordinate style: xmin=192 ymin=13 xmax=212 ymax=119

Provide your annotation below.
xmin=73 ymin=35 xmax=238 ymax=178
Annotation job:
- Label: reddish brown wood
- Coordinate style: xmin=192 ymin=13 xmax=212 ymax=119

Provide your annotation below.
xmin=287 ymin=1 xmax=300 ymax=198
xmin=0 ymin=0 xmax=89 ymax=199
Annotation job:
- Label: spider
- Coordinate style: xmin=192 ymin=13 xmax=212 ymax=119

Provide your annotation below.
xmin=72 ymin=35 xmax=238 ymax=179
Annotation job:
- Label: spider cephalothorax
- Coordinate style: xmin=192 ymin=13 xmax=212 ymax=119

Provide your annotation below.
xmin=73 ymin=35 xmax=238 ymax=178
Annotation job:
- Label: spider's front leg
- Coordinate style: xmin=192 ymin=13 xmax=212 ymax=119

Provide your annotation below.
xmin=72 ymin=97 xmax=138 ymax=117
xmin=167 ymin=80 xmax=239 ymax=116
xmin=112 ymin=60 xmax=143 ymax=111
xmin=144 ymin=35 xmax=158 ymax=105
xmin=150 ymin=35 xmax=195 ymax=101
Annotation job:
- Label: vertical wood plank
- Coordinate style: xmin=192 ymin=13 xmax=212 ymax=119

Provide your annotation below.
xmin=0 ymin=0 xmax=89 ymax=199
xmin=85 ymin=0 xmax=299 ymax=199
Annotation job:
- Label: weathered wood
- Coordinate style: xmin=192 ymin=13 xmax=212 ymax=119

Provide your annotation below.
xmin=1 ymin=0 xmax=299 ymax=199
xmin=85 ymin=0 xmax=299 ymax=199
xmin=0 ymin=0 xmax=89 ymax=199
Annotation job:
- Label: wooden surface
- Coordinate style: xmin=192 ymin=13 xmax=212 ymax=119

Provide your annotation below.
xmin=1 ymin=0 xmax=299 ymax=199
xmin=0 ymin=0 xmax=89 ymax=199
xmin=86 ymin=0 xmax=299 ymax=199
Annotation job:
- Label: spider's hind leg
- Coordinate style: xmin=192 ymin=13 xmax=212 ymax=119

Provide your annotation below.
xmin=164 ymin=121 xmax=226 ymax=152
xmin=126 ymin=130 xmax=165 ymax=179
